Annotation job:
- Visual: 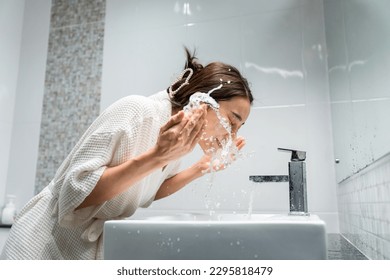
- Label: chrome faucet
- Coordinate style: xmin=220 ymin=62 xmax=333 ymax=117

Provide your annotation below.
xmin=249 ymin=148 xmax=309 ymax=216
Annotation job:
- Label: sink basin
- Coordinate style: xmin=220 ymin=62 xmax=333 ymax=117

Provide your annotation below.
xmin=103 ymin=211 xmax=327 ymax=260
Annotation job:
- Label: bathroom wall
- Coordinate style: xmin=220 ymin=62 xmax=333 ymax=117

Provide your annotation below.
xmin=325 ymin=0 xmax=390 ymax=182
xmin=324 ymin=0 xmax=390 ymax=259
xmin=0 ymin=0 xmax=25 ymax=211
xmin=4 ymin=0 xmax=51 ymax=210
xmin=0 ymin=0 xmax=50 ymax=248
xmin=2 ymin=0 xmax=105 ymax=208
xmin=337 ymin=154 xmax=390 ymax=259
xmin=34 ymin=0 xmax=106 ymax=194
xmin=102 ymin=0 xmax=339 ymax=232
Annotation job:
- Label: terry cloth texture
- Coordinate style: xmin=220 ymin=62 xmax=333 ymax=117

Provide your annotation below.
xmin=1 ymin=91 xmax=180 ymax=260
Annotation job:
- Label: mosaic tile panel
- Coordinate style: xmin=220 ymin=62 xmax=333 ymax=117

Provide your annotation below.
xmin=35 ymin=0 xmax=106 ymax=193
xmin=51 ymin=0 xmax=106 ymax=28
xmin=338 ymin=152 xmax=390 ymax=259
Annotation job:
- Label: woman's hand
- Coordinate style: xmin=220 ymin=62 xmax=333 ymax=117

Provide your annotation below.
xmin=153 ymin=105 xmax=208 ymax=164
xmin=78 ymin=107 xmax=207 ymax=209
xmin=195 ymin=136 xmax=246 ymax=174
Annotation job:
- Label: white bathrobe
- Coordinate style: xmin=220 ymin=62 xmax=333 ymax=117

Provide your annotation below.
xmin=1 ymin=90 xmax=181 ymax=260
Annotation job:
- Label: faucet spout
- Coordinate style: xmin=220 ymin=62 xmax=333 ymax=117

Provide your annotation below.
xmin=249 ymin=175 xmax=288 ymax=183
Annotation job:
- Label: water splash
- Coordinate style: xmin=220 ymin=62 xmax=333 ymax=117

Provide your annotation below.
xmin=183 ymin=85 xmax=221 ymax=113
xmin=183 ymin=84 xmax=252 ymax=217
xmin=184 ymin=84 xmax=239 ymax=171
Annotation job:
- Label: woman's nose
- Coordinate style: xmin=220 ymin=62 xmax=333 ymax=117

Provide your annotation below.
xmin=231 ymin=128 xmax=238 ymax=138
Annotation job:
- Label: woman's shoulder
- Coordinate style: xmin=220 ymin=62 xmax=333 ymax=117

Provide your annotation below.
xmin=110 ymin=94 xmax=151 ymax=109
xmin=102 ymin=94 xmax=158 ymax=118
xmin=80 ymin=91 xmax=169 ymax=139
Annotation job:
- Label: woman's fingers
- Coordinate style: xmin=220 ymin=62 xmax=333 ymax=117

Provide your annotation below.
xmin=235 ymin=136 xmax=246 ymax=150
xmin=160 ymin=110 xmax=186 ymax=133
xmin=155 ymin=105 xmax=208 ymax=162
xmin=183 ymin=105 xmax=207 ymax=139
xmin=190 ymin=119 xmax=207 ymax=147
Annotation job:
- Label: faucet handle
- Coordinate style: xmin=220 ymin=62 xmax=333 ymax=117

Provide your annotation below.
xmin=278 ymin=148 xmax=306 ymax=161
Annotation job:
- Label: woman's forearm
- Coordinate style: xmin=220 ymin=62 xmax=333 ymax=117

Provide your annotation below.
xmin=154 ymin=164 xmax=205 ymax=200
xmin=77 ymin=146 xmax=167 ymax=209
xmin=77 ymin=107 xmax=207 ymax=209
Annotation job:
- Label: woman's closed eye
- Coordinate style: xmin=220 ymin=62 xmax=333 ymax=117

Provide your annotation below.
xmin=230 ymin=112 xmax=243 ymax=130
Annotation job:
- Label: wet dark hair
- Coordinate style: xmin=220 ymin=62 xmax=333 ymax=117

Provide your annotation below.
xmin=168 ymin=47 xmax=253 ymax=109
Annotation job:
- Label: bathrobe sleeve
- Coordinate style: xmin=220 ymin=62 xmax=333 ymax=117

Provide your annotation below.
xmin=55 ymin=96 xmax=145 ymax=228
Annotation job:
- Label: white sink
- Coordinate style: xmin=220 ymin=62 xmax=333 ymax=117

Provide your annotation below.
xmin=103 ymin=211 xmax=327 ymax=260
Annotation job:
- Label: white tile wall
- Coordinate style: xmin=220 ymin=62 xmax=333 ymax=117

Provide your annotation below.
xmin=338 ymin=152 xmax=390 ymax=259
xmin=0 ymin=123 xmax=13 ymax=206
xmin=324 ymin=0 xmax=390 ymax=259
xmin=0 ymin=0 xmax=25 ymax=208
xmin=325 ymin=0 xmax=390 ymax=181
xmin=103 ymin=0 xmax=339 ymax=231
xmin=4 ymin=0 xmax=51 ymax=210
xmin=241 ymin=8 xmax=305 ymax=107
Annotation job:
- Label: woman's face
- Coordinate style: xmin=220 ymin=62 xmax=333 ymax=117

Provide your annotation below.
xmin=198 ymin=96 xmax=251 ymax=154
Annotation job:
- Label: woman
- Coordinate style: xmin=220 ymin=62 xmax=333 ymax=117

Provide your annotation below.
xmin=1 ymin=48 xmax=253 ymax=259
